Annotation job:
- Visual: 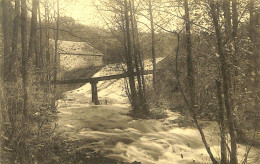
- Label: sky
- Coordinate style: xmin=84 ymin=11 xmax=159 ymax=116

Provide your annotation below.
xmin=57 ymin=0 xmax=181 ymax=32
xmin=44 ymin=0 xmax=186 ymax=33
xmin=34 ymin=0 xmax=257 ymax=33
xmin=59 ymin=0 xmax=104 ymax=27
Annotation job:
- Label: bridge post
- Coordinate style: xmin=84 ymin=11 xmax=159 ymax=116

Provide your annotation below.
xmin=91 ymin=81 xmax=99 ymax=105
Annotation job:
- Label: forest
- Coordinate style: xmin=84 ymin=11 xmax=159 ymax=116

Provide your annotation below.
xmin=0 ymin=0 xmax=259 ymax=163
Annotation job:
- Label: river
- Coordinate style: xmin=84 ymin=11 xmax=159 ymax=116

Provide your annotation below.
xmin=56 ymin=100 xmax=259 ymax=164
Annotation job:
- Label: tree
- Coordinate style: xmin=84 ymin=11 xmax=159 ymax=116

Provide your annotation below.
xmin=1 ymin=0 xmax=12 ymax=82
xmin=94 ymin=0 xmax=150 ymax=115
xmin=183 ymin=1 xmax=218 ymax=163
xmin=10 ymin=0 xmax=20 ymax=82
xmin=249 ymin=0 xmax=259 ymax=118
xmin=123 ymin=0 xmax=139 ymax=112
xmin=129 ymin=0 xmax=148 ymax=112
xmin=44 ymin=0 xmax=51 ymax=103
xmin=51 ymin=0 xmax=60 ymax=109
xmin=148 ymin=0 xmax=157 ymax=94
xmin=21 ymin=0 xmax=29 ymax=120
xmin=209 ymin=0 xmax=238 ymax=163
xmin=1 ymin=0 xmax=20 ymax=143
xmin=1 ymin=0 xmax=76 ymax=162
xmin=216 ymin=80 xmax=228 ymax=164
xmin=28 ymin=0 xmax=39 ymax=67
xmin=38 ymin=1 xmax=43 ymax=70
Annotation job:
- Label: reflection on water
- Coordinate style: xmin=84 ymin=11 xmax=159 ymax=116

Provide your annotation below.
xmin=57 ymin=104 xmax=260 ymax=164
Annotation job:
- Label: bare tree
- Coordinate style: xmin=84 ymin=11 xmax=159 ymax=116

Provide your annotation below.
xmin=21 ymin=0 xmax=29 ymax=120
xmin=123 ymin=0 xmax=139 ymax=111
xmin=28 ymin=0 xmax=38 ymax=67
xmin=51 ymin=0 xmax=60 ymax=109
xmin=148 ymin=0 xmax=157 ymax=94
xmin=1 ymin=0 xmax=12 ymax=82
xmin=209 ymin=0 xmax=238 ymax=163
xmin=183 ymin=1 xmax=218 ymax=163
xmin=129 ymin=0 xmax=148 ymax=112
xmin=44 ymin=0 xmax=51 ymax=103
xmin=38 ymin=1 xmax=43 ymax=69
xmin=1 ymin=0 xmax=20 ymax=141
xmin=216 ymin=80 xmax=228 ymax=164
xmin=249 ymin=0 xmax=259 ymax=116
xmin=10 ymin=0 xmax=20 ymax=82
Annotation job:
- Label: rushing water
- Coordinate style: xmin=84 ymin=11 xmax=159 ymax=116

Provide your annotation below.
xmin=56 ymin=102 xmax=259 ymax=164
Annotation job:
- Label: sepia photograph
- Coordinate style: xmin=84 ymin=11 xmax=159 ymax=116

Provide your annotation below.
xmin=0 ymin=0 xmax=259 ymax=163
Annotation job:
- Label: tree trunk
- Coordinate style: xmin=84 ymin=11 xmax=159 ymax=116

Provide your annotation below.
xmin=1 ymin=0 xmax=20 ymax=139
xmin=231 ymin=0 xmax=239 ymax=94
xmin=184 ymin=0 xmax=195 ymax=107
xmin=10 ymin=0 xmax=20 ymax=82
xmin=121 ymin=7 xmax=134 ymax=102
xmin=38 ymin=2 xmax=43 ymax=69
xmin=216 ymin=80 xmax=228 ymax=164
xmin=1 ymin=0 xmax=12 ymax=82
xmin=223 ymin=0 xmax=234 ymax=89
xmin=231 ymin=0 xmax=247 ymax=143
xmin=129 ymin=0 xmax=142 ymax=95
xmin=223 ymin=0 xmax=231 ymax=38
xmin=222 ymin=0 xmax=234 ymax=95
xmin=28 ymin=0 xmax=38 ymax=67
xmin=44 ymin=0 xmax=51 ymax=103
xmin=10 ymin=0 xmax=20 ymax=136
xmin=21 ymin=0 xmax=29 ymax=120
xmin=51 ymin=0 xmax=60 ymax=109
xmin=184 ymin=1 xmax=218 ymax=164
xmin=209 ymin=1 xmax=238 ymax=163
xmin=134 ymin=11 xmax=148 ymax=110
xmin=249 ymin=0 xmax=255 ymax=40
xmin=249 ymin=0 xmax=260 ymax=125
xmin=129 ymin=0 xmax=148 ymax=113
xmin=131 ymin=2 xmax=147 ymax=101
xmin=124 ymin=0 xmax=139 ymax=112
xmin=148 ymin=0 xmax=157 ymax=94
xmin=232 ymin=0 xmax=238 ymax=47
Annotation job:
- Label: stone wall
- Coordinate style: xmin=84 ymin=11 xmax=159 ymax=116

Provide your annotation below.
xmin=60 ymin=54 xmax=103 ymax=71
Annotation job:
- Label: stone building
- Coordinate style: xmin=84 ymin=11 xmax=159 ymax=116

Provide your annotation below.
xmin=57 ymin=40 xmax=104 ymax=71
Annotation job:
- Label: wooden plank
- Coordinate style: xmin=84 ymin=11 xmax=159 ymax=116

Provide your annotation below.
xmin=52 ymin=70 xmax=154 ymax=85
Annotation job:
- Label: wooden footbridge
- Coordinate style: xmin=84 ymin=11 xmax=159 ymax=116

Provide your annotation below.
xmin=52 ymin=70 xmax=154 ymax=105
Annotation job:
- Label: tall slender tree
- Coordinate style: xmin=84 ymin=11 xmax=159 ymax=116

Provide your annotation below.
xmin=216 ymin=80 xmax=228 ymax=164
xmin=44 ymin=0 xmax=51 ymax=103
xmin=37 ymin=1 xmax=43 ymax=69
xmin=1 ymin=0 xmax=12 ymax=82
xmin=209 ymin=0 xmax=238 ymax=163
xmin=21 ymin=0 xmax=29 ymax=120
xmin=129 ymin=0 xmax=148 ymax=113
xmin=28 ymin=0 xmax=38 ymax=67
xmin=249 ymin=0 xmax=260 ymax=125
xmin=148 ymin=0 xmax=157 ymax=94
xmin=123 ymin=0 xmax=139 ymax=112
xmin=129 ymin=0 xmax=142 ymax=97
xmin=10 ymin=0 xmax=20 ymax=82
xmin=51 ymin=0 xmax=60 ymax=109
xmin=223 ymin=0 xmax=232 ymax=38
xmin=184 ymin=1 xmax=218 ymax=163
xmin=133 ymin=1 xmax=148 ymax=110
xmin=1 ymin=0 xmax=20 ymax=139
